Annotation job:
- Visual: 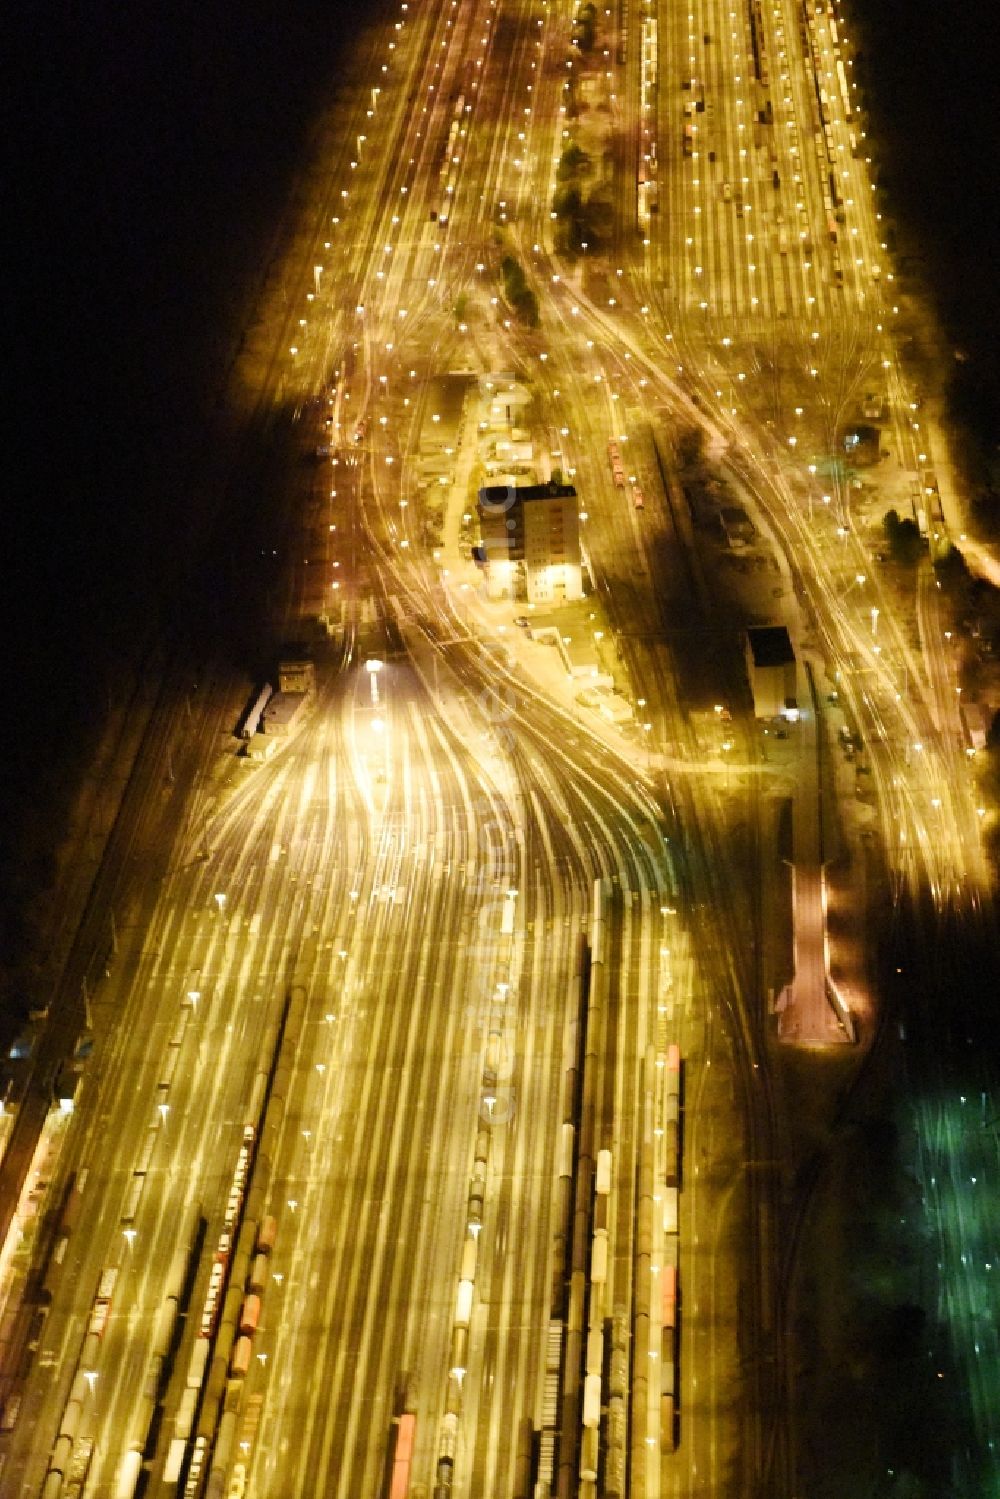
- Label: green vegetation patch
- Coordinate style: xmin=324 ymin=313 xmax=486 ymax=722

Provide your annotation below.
xmin=500 ymin=255 xmax=539 ymax=327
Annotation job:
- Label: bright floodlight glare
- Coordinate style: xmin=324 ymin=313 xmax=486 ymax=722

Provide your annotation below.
xmin=366 ymin=659 xmax=384 ymax=674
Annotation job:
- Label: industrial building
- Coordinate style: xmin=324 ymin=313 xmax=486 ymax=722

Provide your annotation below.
xmin=745 ymin=626 xmax=797 ymax=718
xmin=481 ymin=373 xmax=533 ymax=431
xmin=719 ymin=504 xmax=755 ymax=547
xmin=477 ymin=481 xmax=583 ymax=604
xmin=277 ymin=657 xmax=315 ymax=695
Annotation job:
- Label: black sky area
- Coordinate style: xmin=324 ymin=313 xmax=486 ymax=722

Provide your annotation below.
xmin=2 ymin=1 xmax=358 ymax=1000
xmin=6 ymin=0 xmax=355 ymax=643
xmin=852 ymin=0 xmax=1000 ymax=454
xmin=2 ymin=0 xmax=998 ymax=1000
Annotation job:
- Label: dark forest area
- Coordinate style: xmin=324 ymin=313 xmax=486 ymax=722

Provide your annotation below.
xmin=852 ymin=0 xmax=1000 ymax=491
xmin=2 ymin=1 xmax=357 ymax=1022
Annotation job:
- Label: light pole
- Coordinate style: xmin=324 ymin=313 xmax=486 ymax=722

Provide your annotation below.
xmin=721 ymin=738 xmax=734 ymax=793
xmin=366 ymin=658 xmax=384 ymax=705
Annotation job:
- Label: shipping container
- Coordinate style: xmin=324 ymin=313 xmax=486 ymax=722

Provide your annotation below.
xmin=454 ymin=1279 xmax=474 ymax=1329
xmin=595 ymin=1149 xmax=612 ymax=1196
xmin=582 ymin=1373 xmax=602 ymax=1429
xmin=256 ymin=1216 xmax=278 ymax=1254
xmin=114 ymin=1449 xmax=143 ymax=1499
xmin=163 ymin=1437 xmax=188 ymax=1486
xmin=230 ymin=1336 xmax=253 ymax=1379
xmin=239 ymin=1295 xmax=261 ymax=1337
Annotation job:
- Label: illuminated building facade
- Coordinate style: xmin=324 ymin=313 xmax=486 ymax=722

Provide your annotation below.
xmin=477 ymin=481 xmax=583 ymax=603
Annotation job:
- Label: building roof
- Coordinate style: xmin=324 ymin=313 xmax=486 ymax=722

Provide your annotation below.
xmin=263 ymin=691 xmax=307 ymax=727
xmin=478 ymin=481 xmax=576 ymax=510
xmin=746 ymin=625 xmax=795 ymax=667
xmin=481 ymin=373 xmax=531 ymax=402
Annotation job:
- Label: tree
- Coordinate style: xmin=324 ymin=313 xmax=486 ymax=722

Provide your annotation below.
xmin=572 ymin=18 xmax=595 ymax=51
xmin=552 ymin=182 xmax=583 ymax=219
xmin=933 ymin=544 xmax=969 ymax=591
xmin=882 ymin=507 xmax=923 ymax=564
xmin=500 ymin=256 xmax=539 ymax=327
xmin=557 ymin=143 xmax=590 ymax=182
xmin=987 ymin=707 xmax=1000 ymax=751
xmin=970 ymin=485 xmax=1000 ymax=539
xmin=677 ymin=425 xmax=705 ymax=472
xmin=516 ymin=287 xmax=539 ymax=326
xmin=572 ymin=5 xmax=597 ymax=51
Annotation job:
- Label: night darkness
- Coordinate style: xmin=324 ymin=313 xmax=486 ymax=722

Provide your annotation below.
xmin=3 ymin=1 xmax=358 ymax=1014
xmin=851 ymin=0 xmax=1000 ymax=466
